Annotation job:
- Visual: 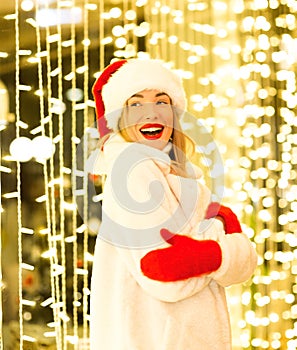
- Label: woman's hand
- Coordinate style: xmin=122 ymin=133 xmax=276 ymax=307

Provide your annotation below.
xmin=205 ymin=202 xmax=242 ymax=234
xmin=140 ymin=229 xmax=222 ymax=282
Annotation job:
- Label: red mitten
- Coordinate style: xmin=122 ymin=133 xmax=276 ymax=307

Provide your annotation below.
xmin=205 ymin=202 xmax=242 ymax=234
xmin=140 ymin=229 xmax=222 ymax=282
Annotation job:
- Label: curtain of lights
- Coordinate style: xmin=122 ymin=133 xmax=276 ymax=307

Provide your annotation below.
xmin=236 ymin=1 xmax=297 ymax=349
xmin=0 ymin=0 xmax=296 ymax=349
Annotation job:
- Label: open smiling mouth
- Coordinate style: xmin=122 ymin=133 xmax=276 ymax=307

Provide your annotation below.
xmin=139 ymin=123 xmax=164 ymax=140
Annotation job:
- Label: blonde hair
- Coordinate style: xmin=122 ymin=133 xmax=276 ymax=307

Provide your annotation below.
xmin=168 ymin=113 xmax=195 ymax=177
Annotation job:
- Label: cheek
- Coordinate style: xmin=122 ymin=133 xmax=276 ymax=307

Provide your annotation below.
xmin=125 ymin=126 xmax=142 ymax=142
xmin=119 ymin=115 xmax=139 ymax=142
xmin=163 ymin=127 xmax=173 ymax=140
xmin=161 ymin=106 xmax=174 ymax=124
xmin=122 ymin=109 xmax=138 ymax=129
xmin=125 ymin=105 xmax=147 ymax=120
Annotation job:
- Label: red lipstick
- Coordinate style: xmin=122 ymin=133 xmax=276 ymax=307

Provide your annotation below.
xmin=139 ymin=123 xmax=164 ymax=140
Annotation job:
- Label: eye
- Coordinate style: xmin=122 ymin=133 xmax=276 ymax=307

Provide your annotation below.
xmin=156 ymin=100 xmax=169 ymax=105
xmin=129 ymin=101 xmax=142 ymax=107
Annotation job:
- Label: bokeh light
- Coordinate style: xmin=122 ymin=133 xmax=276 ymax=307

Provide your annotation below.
xmin=1 ymin=0 xmax=296 ymax=348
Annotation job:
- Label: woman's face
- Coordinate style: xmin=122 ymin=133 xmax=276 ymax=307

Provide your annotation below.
xmin=120 ymin=89 xmax=174 ymax=150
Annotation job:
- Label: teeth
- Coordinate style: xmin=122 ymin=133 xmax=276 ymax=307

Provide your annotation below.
xmin=141 ymin=127 xmax=163 ymax=133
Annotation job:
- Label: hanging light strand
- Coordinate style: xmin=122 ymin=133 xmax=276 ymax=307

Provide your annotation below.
xmin=70 ymin=1 xmax=79 ymax=348
xmin=56 ymin=1 xmax=68 ymax=348
xmin=34 ymin=1 xmax=63 ymax=348
xmin=99 ymin=1 xmax=105 ymax=71
xmin=15 ymin=0 xmax=24 ymax=348
xmin=83 ymin=0 xmax=90 ymax=342
xmin=44 ymin=0 xmax=63 ymax=347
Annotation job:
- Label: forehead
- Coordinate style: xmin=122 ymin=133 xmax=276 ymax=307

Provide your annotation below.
xmin=129 ymin=89 xmax=170 ymax=99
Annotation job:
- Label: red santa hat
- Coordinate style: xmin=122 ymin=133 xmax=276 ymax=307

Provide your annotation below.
xmin=92 ymin=58 xmax=187 ymax=137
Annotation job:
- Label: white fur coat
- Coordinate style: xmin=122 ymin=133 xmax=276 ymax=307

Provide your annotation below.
xmin=87 ymin=133 xmax=257 ymax=350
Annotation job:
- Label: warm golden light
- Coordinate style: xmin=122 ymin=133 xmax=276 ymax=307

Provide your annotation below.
xmin=0 ymin=0 xmax=296 ymax=348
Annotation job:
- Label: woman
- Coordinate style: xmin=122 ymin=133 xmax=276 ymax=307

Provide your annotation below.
xmin=88 ymin=58 xmax=257 ymax=350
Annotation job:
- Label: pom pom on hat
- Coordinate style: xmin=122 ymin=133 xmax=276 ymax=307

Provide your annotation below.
xmin=92 ymin=59 xmax=187 ymax=137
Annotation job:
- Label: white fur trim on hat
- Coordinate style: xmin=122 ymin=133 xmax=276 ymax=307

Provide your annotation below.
xmin=102 ymin=59 xmax=187 ymax=130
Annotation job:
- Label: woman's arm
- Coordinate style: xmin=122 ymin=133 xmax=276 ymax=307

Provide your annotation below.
xmin=102 ymin=147 xmax=213 ymax=302
xmin=204 ymin=203 xmax=258 ymax=286
xmin=140 ymin=228 xmax=222 ymax=281
xmin=140 ymin=224 xmax=257 ymax=288
xmin=205 ymin=202 xmax=243 ymax=234
xmin=211 ymin=232 xmax=258 ymax=287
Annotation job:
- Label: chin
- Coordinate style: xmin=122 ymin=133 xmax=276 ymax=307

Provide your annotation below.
xmin=139 ymin=138 xmax=168 ymax=150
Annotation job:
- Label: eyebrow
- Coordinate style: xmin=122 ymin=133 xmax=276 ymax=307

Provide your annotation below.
xmin=129 ymin=92 xmax=169 ymax=98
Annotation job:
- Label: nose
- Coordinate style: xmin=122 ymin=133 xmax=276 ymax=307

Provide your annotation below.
xmin=143 ymin=103 xmax=157 ymax=119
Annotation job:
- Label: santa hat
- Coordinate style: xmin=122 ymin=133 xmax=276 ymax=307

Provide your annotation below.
xmin=92 ymin=58 xmax=187 ymax=137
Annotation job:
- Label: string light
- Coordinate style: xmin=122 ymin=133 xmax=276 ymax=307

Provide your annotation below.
xmin=236 ymin=0 xmax=297 ymax=347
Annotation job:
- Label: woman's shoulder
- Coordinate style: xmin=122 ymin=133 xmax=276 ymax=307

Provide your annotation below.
xmin=186 ymin=162 xmax=203 ymax=179
xmin=93 ymin=133 xmax=171 ymax=176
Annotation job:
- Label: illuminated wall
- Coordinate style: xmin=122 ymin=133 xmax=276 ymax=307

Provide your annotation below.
xmin=0 ymin=0 xmax=296 ymax=349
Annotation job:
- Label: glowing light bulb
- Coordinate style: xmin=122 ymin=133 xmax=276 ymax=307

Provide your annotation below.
xmin=31 ymin=136 xmax=56 ymax=161
xmin=9 ymin=137 xmax=33 ymax=162
xmin=21 ymin=0 xmax=34 ymax=11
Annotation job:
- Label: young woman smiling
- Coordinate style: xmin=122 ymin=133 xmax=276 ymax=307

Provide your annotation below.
xmin=119 ymin=88 xmax=193 ymax=177
xmin=121 ymin=90 xmax=174 ymax=148
xmin=88 ymin=58 xmax=257 ymax=350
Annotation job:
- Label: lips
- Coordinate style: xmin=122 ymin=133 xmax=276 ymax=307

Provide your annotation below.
xmin=139 ymin=123 xmax=164 ymax=140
